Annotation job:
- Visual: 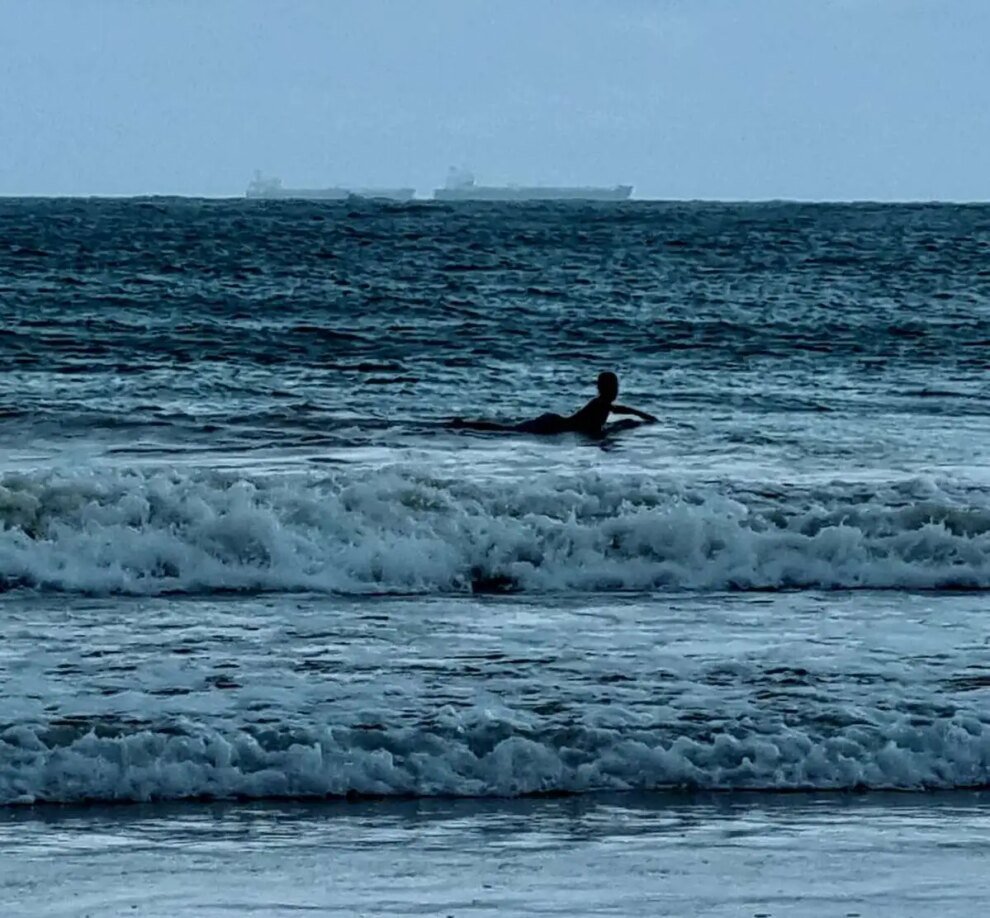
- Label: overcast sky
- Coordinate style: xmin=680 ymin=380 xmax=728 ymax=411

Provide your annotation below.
xmin=1 ymin=0 xmax=987 ymax=199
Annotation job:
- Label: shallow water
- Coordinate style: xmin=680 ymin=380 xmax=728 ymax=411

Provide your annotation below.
xmin=3 ymin=793 xmax=989 ymax=917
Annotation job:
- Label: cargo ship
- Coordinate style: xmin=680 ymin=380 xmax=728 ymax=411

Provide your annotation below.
xmin=432 ymin=168 xmax=632 ymax=202
xmin=246 ymin=173 xmax=415 ymax=201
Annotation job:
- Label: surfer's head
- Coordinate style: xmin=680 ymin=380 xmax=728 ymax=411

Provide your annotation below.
xmin=597 ymin=371 xmax=619 ymax=402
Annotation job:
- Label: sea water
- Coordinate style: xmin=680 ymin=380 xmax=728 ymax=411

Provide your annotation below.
xmin=1 ymin=198 xmax=988 ymax=914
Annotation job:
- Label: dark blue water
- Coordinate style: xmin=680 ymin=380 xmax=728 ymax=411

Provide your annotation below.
xmin=2 ymin=199 xmax=988 ymax=457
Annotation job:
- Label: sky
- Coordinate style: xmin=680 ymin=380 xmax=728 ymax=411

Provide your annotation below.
xmin=1 ymin=0 xmax=988 ymax=200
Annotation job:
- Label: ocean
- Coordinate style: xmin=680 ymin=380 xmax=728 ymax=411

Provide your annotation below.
xmin=1 ymin=198 xmax=989 ymax=915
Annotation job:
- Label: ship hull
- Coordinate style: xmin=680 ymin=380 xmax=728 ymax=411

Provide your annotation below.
xmin=246 ymin=187 xmax=415 ymax=201
xmin=433 ymin=185 xmax=632 ymax=202
xmin=246 ymin=187 xmax=349 ymax=200
xmin=352 ymin=188 xmax=416 ymax=202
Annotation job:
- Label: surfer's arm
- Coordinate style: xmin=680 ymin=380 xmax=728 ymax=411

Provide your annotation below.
xmin=611 ymin=404 xmax=658 ymax=423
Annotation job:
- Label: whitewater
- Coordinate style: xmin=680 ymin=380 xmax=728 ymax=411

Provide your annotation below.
xmin=3 ymin=465 xmax=990 ymax=597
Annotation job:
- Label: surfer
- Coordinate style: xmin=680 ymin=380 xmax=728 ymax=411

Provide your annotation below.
xmin=450 ymin=371 xmax=657 ymax=437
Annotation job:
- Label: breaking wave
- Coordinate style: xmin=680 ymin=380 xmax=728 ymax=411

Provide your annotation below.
xmin=2 ymin=712 xmax=987 ymax=805
xmin=2 ymin=467 xmax=989 ymax=596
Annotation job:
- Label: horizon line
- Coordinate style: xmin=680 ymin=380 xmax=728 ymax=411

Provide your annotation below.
xmin=2 ymin=193 xmax=989 ymax=205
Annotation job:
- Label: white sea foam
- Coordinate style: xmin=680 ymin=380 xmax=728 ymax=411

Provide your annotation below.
xmin=2 ymin=712 xmax=987 ymax=805
xmin=1 ymin=467 xmax=989 ymax=595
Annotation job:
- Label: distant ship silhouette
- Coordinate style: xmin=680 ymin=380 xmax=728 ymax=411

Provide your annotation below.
xmin=432 ymin=167 xmax=632 ymax=201
xmin=246 ymin=172 xmax=414 ymax=201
